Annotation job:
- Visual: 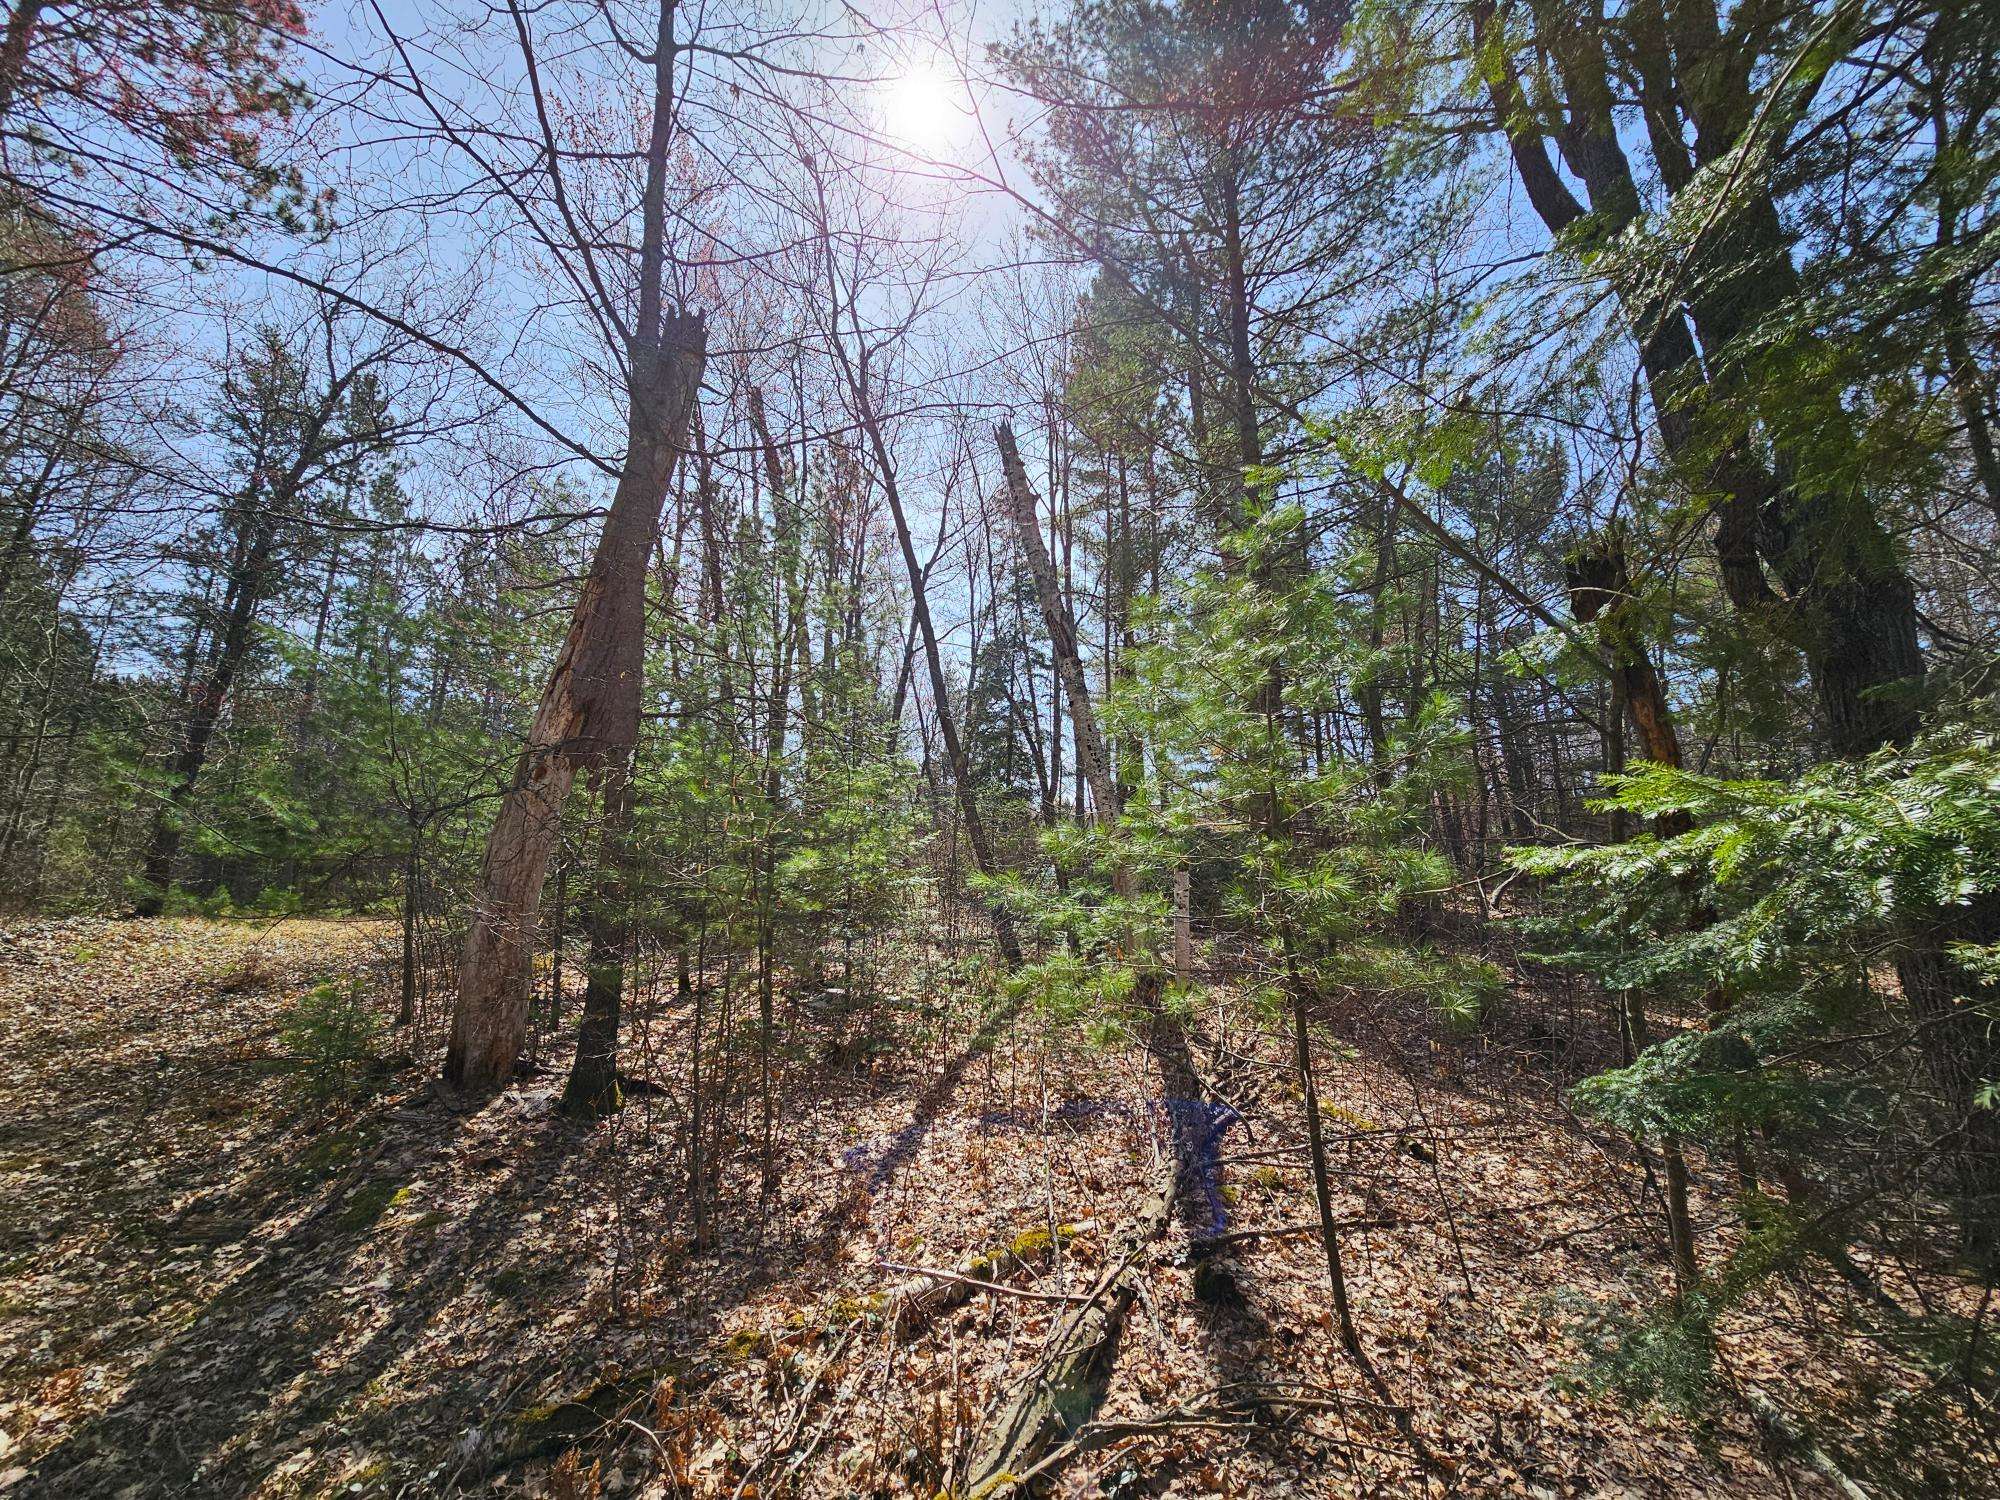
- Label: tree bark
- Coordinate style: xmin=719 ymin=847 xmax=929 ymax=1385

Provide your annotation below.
xmin=995 ymin=422 xmax=1120 ymax=828
xmin=450 ymin=312 xmax=705 ymax=1093
xmin=398 ymin=825 xmax=420 ymax=1026
xmin=561 ymin=756 xmax=634 ymax=1118
xmin=746 ymin=384 xmax=802 ymax=1185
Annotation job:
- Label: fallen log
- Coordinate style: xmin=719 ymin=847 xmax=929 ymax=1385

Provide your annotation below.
xmin=959 ymin=974 xmax=1251 ymax=1496
xmin=881 ymin=1221 xmax=1095 ymax=1337
xmin=960 ymin=1189 xmax=1174 ymax=1497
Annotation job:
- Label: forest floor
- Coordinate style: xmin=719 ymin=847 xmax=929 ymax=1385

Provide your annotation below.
xmin=0 ymin=917 xmax=1988 ymax=1498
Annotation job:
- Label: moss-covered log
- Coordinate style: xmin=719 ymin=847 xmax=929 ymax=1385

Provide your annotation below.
xmin=960 ymin=1191 xmax=1173 ymax=1496
xmin=887 ymin=1221 xmax=1092 ymax=1338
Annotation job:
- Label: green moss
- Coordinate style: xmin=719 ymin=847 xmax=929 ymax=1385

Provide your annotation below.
xmin=1007 ymin=1221 xmax=1086 ymax=1261
xmin=1010 ymin=1227 xmax=1055 ymax=1258
xmin=334 ymin=1177 xmax=403 ymax=1232
xmin=1319 ymin=1103 xmax=1377 ymax=1131
xmin=823 ymin=1291 xmax=887 ymax=1328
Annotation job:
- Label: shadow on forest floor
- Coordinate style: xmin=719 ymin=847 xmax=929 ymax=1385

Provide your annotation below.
xmin=6 ymin=916 xmax=1986 ymax=1498
xmin=0 ymin=918 xmax=1049 ymax=1497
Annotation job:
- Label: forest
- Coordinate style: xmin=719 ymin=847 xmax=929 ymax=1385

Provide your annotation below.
xmin=0 ymin=0 xmax=1996 ymax=1493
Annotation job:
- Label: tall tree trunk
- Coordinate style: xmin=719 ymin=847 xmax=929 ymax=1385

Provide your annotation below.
xmin=836 ymin=341 xmax=1019 ymax=966
xmin=452 ymin=317 xmax=704 ymax=1094
xmin=398 ymin=822 xmax=420 ymax=1026
xmin=994 ymin=423 xmax=1119 ymax=829
xmin=562 ymin=756 xmax=635 ymax=1118
xmin=135 ymin=521 xmax=276 ymax=915
xmin=1490 ymin=661 xmax=1538 ymax=841
xmin=1357 ymin=493 xmax=1396 ymax=788
xmin=1218 ymin=163 xmax=1260 ymax=539
xmin=454 ymin=0 xmax=699 ymax=1097
xmin=747 ymin=385 xmax=801 ymax=1189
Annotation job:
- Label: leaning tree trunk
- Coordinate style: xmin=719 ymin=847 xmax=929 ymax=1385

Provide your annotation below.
xmin=995 ymin=423 xmax=1120 ymax=832
xmin=839 ymin=340 xmax=1019 ymax=966
xmin=448 ymin=313 xmax=706 ymax=1093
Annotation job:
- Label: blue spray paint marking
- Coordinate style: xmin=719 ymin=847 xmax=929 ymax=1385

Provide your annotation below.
xmin=1162 ymin=1098 xmax=1243 ymax=1235
xmin=844 ymin=1096 xmax=1243 ymax=1232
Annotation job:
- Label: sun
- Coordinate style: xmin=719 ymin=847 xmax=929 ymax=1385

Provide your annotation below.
xmin=880 ymin=64 xmax=959 ymax=151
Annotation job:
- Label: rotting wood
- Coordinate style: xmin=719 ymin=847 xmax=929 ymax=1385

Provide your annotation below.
xmin=880 ymin=1220 xmax=1097 ymax=1337
xmin=959 ymin=1184 xmax=1174 ymax=1498
xmin=449 ymin=311 xmax=707 ymax=1094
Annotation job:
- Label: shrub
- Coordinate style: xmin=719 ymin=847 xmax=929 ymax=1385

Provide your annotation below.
xmin=282 ymin=976 xmax=383 ymax=1101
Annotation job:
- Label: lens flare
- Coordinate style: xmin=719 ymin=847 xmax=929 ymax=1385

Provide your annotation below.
xmin=881 ymin=64 xmax=958 ymax=150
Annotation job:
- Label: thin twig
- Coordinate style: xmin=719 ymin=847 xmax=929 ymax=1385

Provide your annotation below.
xmin=876 ymin=1261 xmax=1096 ymax=1305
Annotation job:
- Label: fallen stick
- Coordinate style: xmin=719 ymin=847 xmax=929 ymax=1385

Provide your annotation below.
xmin=1002 ymin=1395 xmax=1420 ymax=1493
xmin=1745 ymin=1388 xmax=1873 ymax=1500
xmin=881 ymin=1221 xmax=1095 ymax=1336
xmin=730 ymin=1324 xmax=859 ymax=1499
xmin=878 ymin=1262 xmax=1095 ymax=1306
xmin=1209 ymin=1378 xmax=1410 ymax=1415
xmin=1192 ymin=1216 xmax=1404 ymax=1254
